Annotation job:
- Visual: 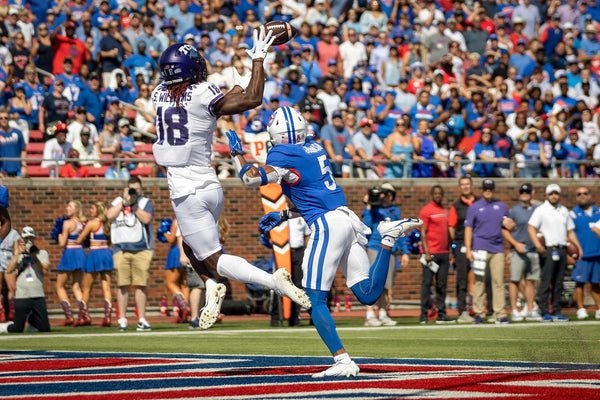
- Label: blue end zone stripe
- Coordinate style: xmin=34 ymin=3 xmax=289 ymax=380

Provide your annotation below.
xmin=315 ymin=216 xmax=328 ymax=289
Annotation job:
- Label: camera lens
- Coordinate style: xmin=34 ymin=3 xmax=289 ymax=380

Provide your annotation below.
xmin=128 ymin=188 xmax=137 ymax=196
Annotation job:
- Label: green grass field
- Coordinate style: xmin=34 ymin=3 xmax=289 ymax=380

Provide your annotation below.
xmin=2 ymin=317 xmax=599 ymax=365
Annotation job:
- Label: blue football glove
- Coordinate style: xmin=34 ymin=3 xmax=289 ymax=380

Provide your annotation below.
xmin=259 ymin=212 xmax=284 ymax=232
xmin=259 ymin=232 xmax=272 ymax=249
xmin=226 ymin=129 xmax=244 ymax=157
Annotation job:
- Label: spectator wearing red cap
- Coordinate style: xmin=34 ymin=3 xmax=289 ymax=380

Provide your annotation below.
xmin=41 ymin=122 xmax=72 ymax=169
xmin=51 ymin=20 xmax=89 ymax=75
xmin=352 ymin=118 xmax=392 ymax=178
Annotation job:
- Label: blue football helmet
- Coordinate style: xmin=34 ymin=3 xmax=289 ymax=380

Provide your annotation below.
xmin=267 ymin=106 xmax=307 ymax=146
xmin=159 ymin=43 xmax=207 ymax=85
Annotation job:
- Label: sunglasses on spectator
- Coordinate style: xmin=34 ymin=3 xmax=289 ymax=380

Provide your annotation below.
xmin=576 ymin=191 xmax=590 ymax=196
xmin=0 ymin=116 xmax=8 ymax=120
xmin=519 ymin=189 xmax=532 ymax=194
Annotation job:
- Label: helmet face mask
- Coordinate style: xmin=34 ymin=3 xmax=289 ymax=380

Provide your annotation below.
xmin=159 ymin=43 xmax=207 ymax=85
xmin=267 ymin=106 xmax=307 ymax=147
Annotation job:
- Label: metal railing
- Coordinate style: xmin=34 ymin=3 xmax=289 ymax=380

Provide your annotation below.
xmin=2 ymin=157 xmax=597 ymax=179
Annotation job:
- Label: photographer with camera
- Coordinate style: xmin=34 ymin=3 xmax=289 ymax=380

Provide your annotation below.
xmin=107 ymin=176 xmax=154 ymax=332
xmin=361 ymin=183 xmax=410 ymax=326
xmin=0 ymin=227 xmax=51 ymax=333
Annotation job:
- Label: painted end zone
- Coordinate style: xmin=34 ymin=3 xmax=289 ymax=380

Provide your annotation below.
xmin=0 ymin=351 xmax=599 ymax=399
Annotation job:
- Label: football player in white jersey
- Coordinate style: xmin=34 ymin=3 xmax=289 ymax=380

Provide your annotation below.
xmin=226 ymin=106 xmax=423 ymax=378
xmin=152 ymin=28 xmax=311 ymax=330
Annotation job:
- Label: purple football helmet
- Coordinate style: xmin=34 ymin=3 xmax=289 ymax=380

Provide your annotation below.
xmin=159 ymin=43 xmax=207 ymax=85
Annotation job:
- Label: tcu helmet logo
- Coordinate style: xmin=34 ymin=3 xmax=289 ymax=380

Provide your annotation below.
xmin=178 ymin=44 xmax=195 ymax=55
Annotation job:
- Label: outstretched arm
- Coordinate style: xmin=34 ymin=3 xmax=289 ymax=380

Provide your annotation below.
xmin=214 ymin=27 xmax=275 ymax=117
xmin=226 ymin=129 xmax=279 ymax=187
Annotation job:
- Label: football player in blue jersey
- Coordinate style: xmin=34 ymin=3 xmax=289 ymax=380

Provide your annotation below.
xmin=152 ymin=28 xmax=311 ymax=331
xmin=226 ymin=106 xmax=423 ymax=378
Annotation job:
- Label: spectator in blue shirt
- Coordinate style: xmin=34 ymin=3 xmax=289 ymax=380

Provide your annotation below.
xmin=472 ymin=127 xmax=505 ymax=178
xmin=320 ymin=111 xmax=358 ymax=177
xmin=0 ymin=109 xmax=26 ymax=177
xmin=556 ymin=130 xmax=586 ymax=178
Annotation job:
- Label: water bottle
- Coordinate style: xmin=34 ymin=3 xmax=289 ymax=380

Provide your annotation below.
xmin=160 ymin=296 xmax=168 ymax=316
xmin=333 ymin=295 xmax=340 ymax=312
xmin=345 ymin=295 xmax=352 ymax=311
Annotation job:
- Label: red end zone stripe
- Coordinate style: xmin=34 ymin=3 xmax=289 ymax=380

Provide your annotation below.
xmin=0 ymin=358 xmax=184 ymax=372
xmin=12 ymin=373 xmax=600 ymax=400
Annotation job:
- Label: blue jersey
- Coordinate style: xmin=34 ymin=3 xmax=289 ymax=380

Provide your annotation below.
xmin=267 ymin=141 xmax=346 ymax=226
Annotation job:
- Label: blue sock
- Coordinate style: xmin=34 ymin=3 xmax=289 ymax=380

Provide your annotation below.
xmin=306 ymin=288 xmax=343 ymax=354
xmin=350 ymin=248 xmax=392 ymax=305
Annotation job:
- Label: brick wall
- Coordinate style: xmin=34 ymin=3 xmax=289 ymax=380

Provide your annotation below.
xmin=1 ymin=178 xmax=597 ymax=313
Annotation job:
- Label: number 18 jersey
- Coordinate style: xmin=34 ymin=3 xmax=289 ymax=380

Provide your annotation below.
xmin=151 ymin=81 xmax=224 ymax=199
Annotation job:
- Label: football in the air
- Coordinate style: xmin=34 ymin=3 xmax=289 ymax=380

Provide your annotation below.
xmin=567 ymin=240 xmax=579 ymax=259
xmin=536 ymin=232 xmax=545 ymax=248
xmin=262 ymin=21 xmax=298 ymax=45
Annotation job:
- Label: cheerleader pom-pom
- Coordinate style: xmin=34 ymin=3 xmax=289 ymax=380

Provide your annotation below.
xmin=156 ymin=218 xmax=173 ymax=243
xmin=51 ymin=216 xmax=68 ymax=242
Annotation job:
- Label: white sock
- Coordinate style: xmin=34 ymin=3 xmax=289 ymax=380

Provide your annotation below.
xmin=381 ymin=236 xmax=395 ymax=248
xmin=139 ymin=318 xmax=148 ymax=324
xmin=366 ymin=310 xmax=376 ymax=319
xmin=217 ymin=254 xmax=272 ymax=288
xmin=379 ymin=309 xmax=388 ymax=319
xmin=334 ymin=353 xmax=351 ymax=364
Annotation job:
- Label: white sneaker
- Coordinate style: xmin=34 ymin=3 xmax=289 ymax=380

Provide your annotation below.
xmin=377 ymin=218 xmax=423 ymax=239
xmin=272 ymin=268 xmax=311 ymax=309
xmin=199 ymin=283 xmax=226 ymax=330
xmin=596 ymin=310 xmax=600 ymax=319
xmin=457 ymin=311 xmax=474 ymax=323
xmin=379 ymin=315 xmax=397 ymax=326
xmin=136 ymin=320 xmax=152 ymax=331
xmin=577 ymin=308 xmax=589 ymax=320
xmin=312 ymin=360 xmax=359 ymax=378
xmin=511 ymin=309 xmax=523 ymax=322
xmin=364 ymin=317 xmax=383 ymax=326
xmin=519 ymin=304 xmax=529 ymax=318
xmin=0 ymin=322 xmax=13 ymax=333
xmin=118 ymin=318 xmax=128 ymax=331
xmin=525 ymin=311 xmax=542 ymax=321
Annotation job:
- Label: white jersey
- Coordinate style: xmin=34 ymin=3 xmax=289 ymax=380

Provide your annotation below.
xmin=152 ymin=81 xmax=225 ymax=199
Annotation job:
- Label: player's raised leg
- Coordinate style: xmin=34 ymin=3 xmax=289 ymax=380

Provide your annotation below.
xmin=350 ymin=218 xmax=423 ymax=304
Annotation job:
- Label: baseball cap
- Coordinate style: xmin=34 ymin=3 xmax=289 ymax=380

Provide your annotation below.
xmin=512 ymin=16 xmax=525 ymax=25
xmin=489 ymin=33 xmax=498 ymax=40
xmin=569 ymin=128 xmax=579 ymax=135
xmin=565 ymin=32 xmax=575 ymax=40
xmin=546 ymin=183 xmax=561 ymax=195
xmin=239 ymin=42 xmax=249 ymax=49
xmin=399 ymin=76 xmax=409 ymax=83
xmin=515 ymin=75 xmax=524 ymax=82
xmin=161 ymin=19 xmax=175 ymax=30
xmin=563 ymin=22 xmax=575 ymax=30
xmin=519 ymin=183 xmax=532 ymax=194
xmin=359 ymin=118 xmax=372 ymax=127
xmin=118 ymin=118 xmax=129 ymax=127
xmin=21 ymin=226 xmax=35 ymax=238
xmin=81 ymin=126 xmax=91 ymax=135
xmin=411 ymin=37 xmax=421 ymax=44
xmin=0 ymin=186 xmax=8 ymax=208
xmin=8 ymin=8 xmax=18 ymax=16
xmin=66 ymin=20 xmax=77 ymax=29
xmin=327 ymin=59 xmax=337 ymax=66
xmin=47 ymin=9 xmax=56 ymax=15
xmin=482 ymin=179 xmax=495 ymax=190
xmin=436 ymin=123 xmax=448 ymax=132
xmin=184 ymin=33 xmax=195 ymax=41
xmin=331 ymin=110 xmax=343 ymax=119
xmin=269 ymin=94 xmax=279 ymax=102
xmin=517 ymin=38 xmax=526 ymax=45
xmin=552 ymin=13 xmax=561 ymax=20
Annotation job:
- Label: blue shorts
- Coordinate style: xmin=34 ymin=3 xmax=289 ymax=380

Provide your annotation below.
xmin=57 ymin=248 xmax=86 ymax=271
xmin=571 ymin=256 xmax=600 ymax=283
xmin=164 ymin=245 xmax=184 ymax=270
xmin=84 ymin=248 xmax=114 ymax=273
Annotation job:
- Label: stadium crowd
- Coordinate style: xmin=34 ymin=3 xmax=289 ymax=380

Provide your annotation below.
xmin=0 ymin=0 xmax=599 ymax=178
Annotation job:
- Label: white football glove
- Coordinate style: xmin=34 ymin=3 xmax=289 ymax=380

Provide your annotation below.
xmin=246 ymin=26 xmax=276 ymax=61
